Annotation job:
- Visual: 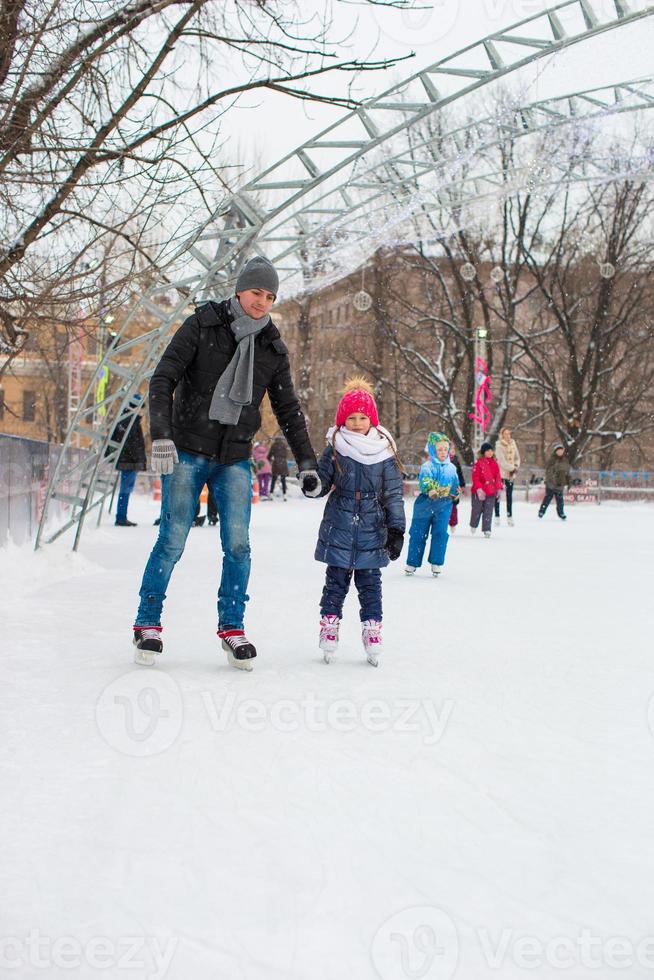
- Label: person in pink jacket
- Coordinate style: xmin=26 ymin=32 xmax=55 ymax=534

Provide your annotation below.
xmin=252 ymin=441 xmax=273 ymax=498
xmin=470 ymin=441 xmax=503 ymax=537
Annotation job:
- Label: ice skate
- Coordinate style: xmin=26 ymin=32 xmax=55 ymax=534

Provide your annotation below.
xmin=448 ymin=524 xmax=456 ymax=535
xmin=133 ymin=627 xmax=163 ymax=666
xmin=362 ymin=620 xmax=382 ymax=667
xmin=470 ymin=526 xmax=477 ymax=534
xmin=507 ymin=516 xmax=515 ymax=526
xmin=431 ymin=564 xmax=443 ymax=576
xmin=483 ymin=531 xmax=491 ymax=538
xmin=404 ymin=565 xmax=416 ymax=576
xmin=218 ymin=629 xmax=257 ymax=671
xmin=319 ymin=614 xmax=340 ymax=663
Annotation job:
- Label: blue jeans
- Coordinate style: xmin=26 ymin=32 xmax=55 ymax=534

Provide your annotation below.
xmin=135 ymin=452 xmax=251 ymax=629
xmin=116 ymin=470 xmax=137 ymax=522
xmin=320 ymin=566 xmax=383 ymax=622
xmin=407 ymin=495 xmax=453 ymax=567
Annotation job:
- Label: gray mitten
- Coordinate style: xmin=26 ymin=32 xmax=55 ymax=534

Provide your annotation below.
xmin=150 ymin=439 xmax=179 ymax=475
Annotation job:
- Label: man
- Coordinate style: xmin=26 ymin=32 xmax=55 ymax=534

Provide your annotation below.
xmin=110 ymin=393 xmax=146 ymax=527
xmin=539 ymin=443 xmax=570 ymax=521
xmin=132 ymin=257 xmax=320 ymax=669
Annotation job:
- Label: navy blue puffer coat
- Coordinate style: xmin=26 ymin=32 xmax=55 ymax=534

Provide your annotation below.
xmin=314 ymin=445 xmax=405 ymax=569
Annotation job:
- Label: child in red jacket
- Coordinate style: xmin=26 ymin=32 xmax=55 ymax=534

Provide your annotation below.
xmin=470 ymin=442 xmax=503 ymax=537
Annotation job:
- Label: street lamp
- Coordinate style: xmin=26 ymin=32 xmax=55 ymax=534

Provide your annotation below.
xmin=472 ymin=326 xmax=489 ymax=454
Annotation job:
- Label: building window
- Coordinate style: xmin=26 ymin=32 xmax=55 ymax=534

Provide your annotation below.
xmin=23 ymin=390 xmax=37 ymax=421
xmin=0 ymin=388 xmax=4 ymax=421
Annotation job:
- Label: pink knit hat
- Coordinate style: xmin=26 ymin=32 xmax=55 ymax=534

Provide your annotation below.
xmin=335 ymin=377 xmax=379 ymax=428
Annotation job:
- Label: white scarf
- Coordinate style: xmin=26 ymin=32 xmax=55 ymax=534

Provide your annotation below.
xmin=326 ymin=424 xmax=396 ymax=465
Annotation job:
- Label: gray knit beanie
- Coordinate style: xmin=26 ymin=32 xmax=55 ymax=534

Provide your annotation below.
xmin=235 ymin=257 xmax=279 ymax=298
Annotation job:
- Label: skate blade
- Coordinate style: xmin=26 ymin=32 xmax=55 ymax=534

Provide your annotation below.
xmin=225 ymin=649 xmax=254 ymax=671
xmin=134 ymin=649 xmax=158 ymax=667
xmin=366 ymin=654 xmax=380 ymax=668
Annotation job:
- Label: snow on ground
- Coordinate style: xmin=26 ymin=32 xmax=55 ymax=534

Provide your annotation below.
xmin=1 ymin=492 xmax=653 ymax=980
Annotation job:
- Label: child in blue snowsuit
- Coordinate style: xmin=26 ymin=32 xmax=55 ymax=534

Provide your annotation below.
xmin=405 ymin=432 xmax=460 ymax=577
xmin=304 ymin=378 xmax=405 ymax=667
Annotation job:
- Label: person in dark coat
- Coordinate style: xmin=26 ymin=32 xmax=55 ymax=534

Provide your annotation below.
xmin=447 ymin=441 xmax=466 ymax=534
xmin=269 ymin=433 xmax=289 ymax=500
xmin=111 ymin=393 xmax=146 ymax=527
xmin=132 ymin=256 xmax=320 ymax=669
xmin=539 ymin=444 xmax=571 ymax=520
xmin=305 ymin=378 xmax=405 ymax=667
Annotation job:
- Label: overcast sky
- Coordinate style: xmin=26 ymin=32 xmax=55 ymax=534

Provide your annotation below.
xmin=221 ymin=0 xmax=654 ymax=175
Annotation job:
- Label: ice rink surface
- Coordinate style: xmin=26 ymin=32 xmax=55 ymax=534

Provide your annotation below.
xmin=1 ymin=493 xmax=653 ymax=979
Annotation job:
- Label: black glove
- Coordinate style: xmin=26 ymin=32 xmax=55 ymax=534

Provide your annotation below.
xmin=450 ymin=495 xmax=460 ymax=506
xmin=300 ymin=469 xmax=320 ymax=497
xmin=386 ymin=528 xmax=404 ymax=561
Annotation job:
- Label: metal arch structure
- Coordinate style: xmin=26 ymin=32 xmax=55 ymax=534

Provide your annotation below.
xmin=35 ymin=0 xmax=654 ymax=550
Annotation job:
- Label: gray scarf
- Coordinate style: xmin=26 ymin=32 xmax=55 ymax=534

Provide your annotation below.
xmin=208 ymin=297 xmax=270 ymax=425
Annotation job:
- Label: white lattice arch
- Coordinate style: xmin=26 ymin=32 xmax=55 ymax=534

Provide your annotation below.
xmin=36 ymin=0 xmax=654 ymax=549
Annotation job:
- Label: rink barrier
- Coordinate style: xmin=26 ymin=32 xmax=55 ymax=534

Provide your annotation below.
xmin=0 ymin=434 xmax=89 ymax=547
xmin=1 ymin=438 xmax=651 ymax=548
xmin=403 ymin=468 xmax=653 ymax=504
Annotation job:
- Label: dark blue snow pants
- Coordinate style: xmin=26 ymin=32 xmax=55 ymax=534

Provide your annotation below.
xmin=320 ymin=565 xmax=383 ymax=622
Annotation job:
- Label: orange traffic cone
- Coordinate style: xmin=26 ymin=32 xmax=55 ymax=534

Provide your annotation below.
xmin=251 ymin=477 xmax=260 ymax=504
xmin=153 ymin=477 xmax=161 ymax=502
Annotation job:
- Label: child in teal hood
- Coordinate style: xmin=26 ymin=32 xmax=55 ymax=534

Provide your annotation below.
xmin=406 ymin=432 xmax=460 ymax=577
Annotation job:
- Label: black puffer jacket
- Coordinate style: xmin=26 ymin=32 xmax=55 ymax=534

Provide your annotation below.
xmin=111 ymin=416 xmax=146 ymax=472
xmin=149 ymin=300 xmax=316 ymax=469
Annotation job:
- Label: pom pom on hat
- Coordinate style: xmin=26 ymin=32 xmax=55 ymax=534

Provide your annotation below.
xmin=335 ymin=376 xmax=379 ymax=427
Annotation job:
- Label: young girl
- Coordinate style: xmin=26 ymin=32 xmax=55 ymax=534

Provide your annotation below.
xmin=470 ymin=442 xmax=503 ymax=537
xmin=405 ymin=432 xmax=460 ymax=576
xmin=305 ymin=378 xmax=405 ymax=666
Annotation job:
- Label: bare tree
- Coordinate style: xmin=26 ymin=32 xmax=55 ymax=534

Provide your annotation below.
xmin=0 ymin=0 xmax=411 ymax=376
xmin=514 ymin=176 xmax=654 ymax=465
xmin=332 ymin=112 xmax=654 ymax=466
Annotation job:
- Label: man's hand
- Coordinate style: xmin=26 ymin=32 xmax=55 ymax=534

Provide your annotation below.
xmin=476 ymin=488 xmax=486 ymax=501
xmin=150 ymin=439 xmax=179 ymax=475
xmin=386 ymin=529 xmax=404 ymax=561
xmin=300 ymin=469 xmax=321 ymax=497
xmin=428 ymin=489 xmax=438 ymax=499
